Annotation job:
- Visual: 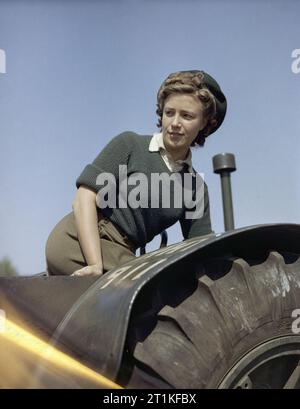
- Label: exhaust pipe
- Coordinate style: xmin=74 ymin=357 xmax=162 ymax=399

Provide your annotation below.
xmin=213 ymin=153 xmax=236 ymax=231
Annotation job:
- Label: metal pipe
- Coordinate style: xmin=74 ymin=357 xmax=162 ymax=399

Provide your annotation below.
xmin=213 ymin=153 xmax=236 ymax=231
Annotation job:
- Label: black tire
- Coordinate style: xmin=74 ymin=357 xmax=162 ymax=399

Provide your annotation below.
xmin=125 ymin=251 xmax=300 ymax=389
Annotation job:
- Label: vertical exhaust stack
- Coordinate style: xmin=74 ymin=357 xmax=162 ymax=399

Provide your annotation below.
xmin=213 ymin=153 xmax=236 ymax=231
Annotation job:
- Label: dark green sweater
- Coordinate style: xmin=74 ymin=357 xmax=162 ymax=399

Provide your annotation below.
xmin=76 ymin=131 xmax=212 ymax=247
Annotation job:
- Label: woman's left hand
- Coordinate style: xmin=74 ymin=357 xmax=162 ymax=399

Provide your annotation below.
xmin=71 ymin=264 xmax=103 ymax=277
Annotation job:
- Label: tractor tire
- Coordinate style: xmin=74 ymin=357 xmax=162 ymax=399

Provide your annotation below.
xmin=125 ymin=251 xmax=300 ymax=389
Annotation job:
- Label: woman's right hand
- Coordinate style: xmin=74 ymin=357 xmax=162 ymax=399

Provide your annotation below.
xmin=71 ymin=263 xmax=103 ymax=277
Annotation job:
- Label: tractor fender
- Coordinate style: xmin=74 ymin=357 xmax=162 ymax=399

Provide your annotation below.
xmin=50 ymin=223 xmax=300 ymax=381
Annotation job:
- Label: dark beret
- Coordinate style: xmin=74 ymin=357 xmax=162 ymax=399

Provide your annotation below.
xmin=198 ymin=70 xmax=227 ymax=135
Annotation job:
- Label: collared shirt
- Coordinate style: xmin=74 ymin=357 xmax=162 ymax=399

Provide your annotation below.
xmin=148 ymin=132 xmax=196 ymax=176
xmin=77 ymin=131 xmax=213 ymax=246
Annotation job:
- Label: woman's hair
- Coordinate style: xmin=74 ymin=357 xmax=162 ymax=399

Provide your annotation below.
xmin=156 ymin=71 xmax=218 ymax=147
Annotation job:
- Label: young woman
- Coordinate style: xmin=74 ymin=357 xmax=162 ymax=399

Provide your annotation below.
xmin=45 ymin=70 xmax=227 ymax=276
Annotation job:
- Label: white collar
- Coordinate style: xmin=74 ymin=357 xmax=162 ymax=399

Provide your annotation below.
xmin=149 ymin=132 xmax=195 ymax=175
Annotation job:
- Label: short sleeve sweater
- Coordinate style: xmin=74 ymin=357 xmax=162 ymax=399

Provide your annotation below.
xmin=76 ymin=131 xmax=212 ymax=247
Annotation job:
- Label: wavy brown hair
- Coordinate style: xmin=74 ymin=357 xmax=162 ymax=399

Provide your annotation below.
xmin=156 ymin=71 xmax=218 ymax=147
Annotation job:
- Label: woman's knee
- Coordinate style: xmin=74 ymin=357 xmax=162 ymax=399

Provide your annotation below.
xmin=45 ymin=213 xmax=80 ymax=275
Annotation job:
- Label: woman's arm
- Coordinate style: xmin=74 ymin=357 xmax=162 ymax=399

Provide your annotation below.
xmin=71 ymin=186 xmax=103 ymax=276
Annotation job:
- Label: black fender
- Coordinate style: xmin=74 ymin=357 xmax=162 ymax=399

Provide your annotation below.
xmin=47 ymin=223 xmax=300 ymax=380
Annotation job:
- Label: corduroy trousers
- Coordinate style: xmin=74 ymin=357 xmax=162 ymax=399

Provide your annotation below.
xmin=45 ymin=212 xmax=137 ymax=275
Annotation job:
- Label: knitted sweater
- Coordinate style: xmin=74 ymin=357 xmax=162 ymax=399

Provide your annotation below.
xmin=76 ymin=131 xmax=212 ymax=247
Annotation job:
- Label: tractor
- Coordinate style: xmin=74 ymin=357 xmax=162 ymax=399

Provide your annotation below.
xmin=1 ymin=153 xmax=300 ymax=389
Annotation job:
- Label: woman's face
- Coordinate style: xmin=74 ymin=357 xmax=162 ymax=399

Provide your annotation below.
xmin=162 ymin=93 xmax=207 ymax=160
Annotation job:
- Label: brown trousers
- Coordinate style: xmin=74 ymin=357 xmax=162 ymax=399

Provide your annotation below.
xmin=45 ymin=212 xmax=137 ymax=275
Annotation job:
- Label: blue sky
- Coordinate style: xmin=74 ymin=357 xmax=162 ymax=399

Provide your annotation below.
xmin=0 ymin=0 xmax=300 ymax=275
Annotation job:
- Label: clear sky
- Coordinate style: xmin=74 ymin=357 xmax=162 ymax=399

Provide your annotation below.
xmin=0 ymin=0 xmax=300 ymax=276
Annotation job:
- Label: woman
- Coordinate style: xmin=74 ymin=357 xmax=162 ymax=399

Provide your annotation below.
xmin=45 ymin=70 xmax=227 ymax=276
